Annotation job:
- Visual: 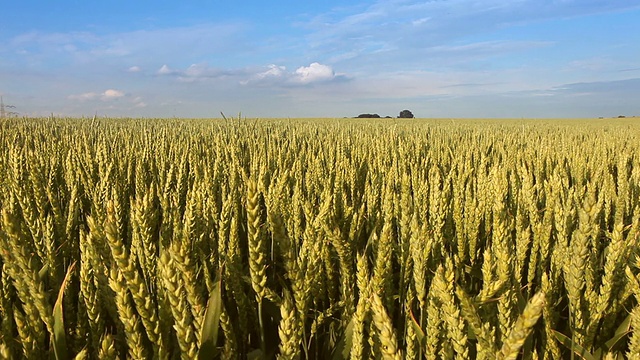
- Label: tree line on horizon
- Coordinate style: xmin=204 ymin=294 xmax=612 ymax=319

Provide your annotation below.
xmin=355 ymin=110 xmax=414 ymax=119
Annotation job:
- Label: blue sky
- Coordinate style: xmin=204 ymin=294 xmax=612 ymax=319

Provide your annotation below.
xmin=1 ymin=0 xmax=639 ymax=118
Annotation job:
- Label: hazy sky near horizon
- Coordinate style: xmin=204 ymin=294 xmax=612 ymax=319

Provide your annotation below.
xmin=1 ymin=1 xmax=640 ymax=118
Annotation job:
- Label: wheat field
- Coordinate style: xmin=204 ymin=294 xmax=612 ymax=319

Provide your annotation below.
xmin=1 ymin=116 xmax=639 ymax=359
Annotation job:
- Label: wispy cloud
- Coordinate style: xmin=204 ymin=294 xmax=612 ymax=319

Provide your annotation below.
xmin=301 ymin=0 xmax=640 ymax=69
xmin=68 ymin=89 xmax=125 ymax=101
xmin=3 ymin=23 xmax=251 ymax=69
xmin=67 ymin=92 xmax=99 ymax=101
xmin=619 ymin=68 xmax=640 ymax=73
xmin=132 ymin=97 xmax=147 ymax=108
xmin=427 ymin=40 xmax=552 ymax=56
xmin=550 ymin=77 xmax=640 ymax=96
xmin=156 ymin=63 xmax=252 ymax=83
xmin=157 ymin=65 xmax=175 ymax=75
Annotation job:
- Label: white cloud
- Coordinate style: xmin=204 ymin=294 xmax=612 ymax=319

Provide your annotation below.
xmin=68 ymin=92 xmax=98 ymax=101
xmin=239 ymin=64 xmax=286 ymax=85
xmin=245 ymin=62 xmax=346 ymax=86
xmin=294 ymin=63 xmax=335 ymax=84
xmin=184 ymin=63 xmax=206 ymax=77
xmin=132 ymin=96 xmax=147 ymax=108
xmin=154 ymin=62 xmax=346 ymax=86
xmin=412 ymin=17 xmax=430 ymax=26
xmin=256 ymin=64 xmax=286 ymax=79
xmin=102 ymin=89 xmax=124 ymax=99
xmin=180 ymin=63 xmax=224 ymax=81
xmin=69 ymin=89 xmax=125 ymax=101
xmin=128 ymin=66 xmax=141 ymax=72
xmin=157 ymin=64 xmax=174 ymax=75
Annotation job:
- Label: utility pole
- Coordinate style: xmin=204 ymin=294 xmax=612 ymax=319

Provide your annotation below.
xmin=0 ymin=96 xmax=16 ymax=118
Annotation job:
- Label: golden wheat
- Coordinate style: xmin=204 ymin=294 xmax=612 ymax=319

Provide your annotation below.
xmin=0 ymin=117 xmax=639 ymax=358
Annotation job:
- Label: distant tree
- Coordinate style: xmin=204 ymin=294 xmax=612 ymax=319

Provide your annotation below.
xmin=356 ymin=113 xmax=381 ymax=118
xmin=398 ymin=110 xmax=414 ymax=118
